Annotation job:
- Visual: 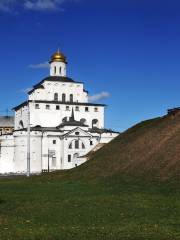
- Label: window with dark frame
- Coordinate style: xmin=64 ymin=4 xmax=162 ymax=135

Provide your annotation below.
xmin=92 ymin=119 xmax=98 ymax=128
xmin=62 ymin=93 xmax=66 ymax=102
xmin=85 ymin=107 xmax=89 ymax=112
xmin=56 ymin=105 xmax=60 ymax=110
xmin=75 ymin=140 xmax=79 ymax=149
xmin=46 ymin=105 xmax=50 ymax=110
xmin=54 ymin=93 xmax=58 ymax=101
xmin=75 ymin=106 xmax=79 ymax=111
xmin=70 ymin=94 xmax=73 ymax=102
xmin=62 ymin=117 xmax=67 ymax=123
xmin=68 ymin=155 xmax=71 ymax=162
xmin=53 ymin=140 xmax=56 ymax=144
xmin=66 ymin=106 xmax=70 ymax=111
xmin=35 ymin=104 xmax=40 ymax=109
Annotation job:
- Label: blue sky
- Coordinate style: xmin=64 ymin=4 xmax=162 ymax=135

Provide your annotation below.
xmin=0 ymin=0 xmax=180 ymax=131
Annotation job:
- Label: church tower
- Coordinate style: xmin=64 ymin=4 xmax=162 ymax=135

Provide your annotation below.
xmin=49 ymin=50 xmax=67 ymax=77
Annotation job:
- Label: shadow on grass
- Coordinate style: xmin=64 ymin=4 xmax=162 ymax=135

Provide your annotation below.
xmin=0 ymin=199 xmax=5 ymax=204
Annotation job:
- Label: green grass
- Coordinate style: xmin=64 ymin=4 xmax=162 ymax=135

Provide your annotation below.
xmin=0 ymin=175 xmax=180 ymax=240
xmin=1 ymin=114 xmax=180 ymax=239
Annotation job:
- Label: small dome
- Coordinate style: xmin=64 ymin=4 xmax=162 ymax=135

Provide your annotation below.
xmin=50 ymin=50 xmax=67 ymax=63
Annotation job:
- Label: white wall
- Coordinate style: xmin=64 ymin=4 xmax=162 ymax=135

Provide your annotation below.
xmin=13 ymin=131 xmax=42 ymax=173
xmin=50 ymin=61 xmax=66 ymax=77
xmin=100 ymin=132 xmax=119 ymax=143
xmin=41 ymin=133 xmax=63 ymax=171
xmin=29 ymin=103 xmax=104 ymax=129
xmin=62 ymin=129 xmax=99 ymax=169
xmin=15 ymin=105 xmax=28 ymax=130
xmin=0 ymin=135 xmax=14 ymax=174
xmin=0 ymin=128 xmax=118 ymax=174
xmin=15 ymin=77 xmax=104 ymax=130
xmin=29 ymin=81 xmax=88 ymax=103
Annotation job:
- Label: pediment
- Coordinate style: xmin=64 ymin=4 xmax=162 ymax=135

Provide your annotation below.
xmin=63 ymin=127 xmax=92 ymax=138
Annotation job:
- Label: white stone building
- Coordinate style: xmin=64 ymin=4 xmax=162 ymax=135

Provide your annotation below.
xmin=0 ymin=51 xmax=119 ymax=174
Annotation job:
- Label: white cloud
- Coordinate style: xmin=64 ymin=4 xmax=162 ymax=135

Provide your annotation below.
xmin=24 ymin=0 xmax=65 ymax=11
xmin=28 ymin=62 xmax=49 ymax=69
xmin=0 ymin=0 xmax=75 ymax=12
xmin=19 ymin=87 xmax=33 ymax=93
xmin=0 ymin=0 xmax=17 ymax=12
xmin=88 ymin=92 xmax=110 ymax=102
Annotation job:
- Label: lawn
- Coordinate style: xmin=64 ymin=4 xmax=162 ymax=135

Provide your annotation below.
xmin=0 ymin=175 xmax=180 ymax=240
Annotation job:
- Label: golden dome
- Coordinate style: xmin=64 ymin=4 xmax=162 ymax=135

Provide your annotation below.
xmin=50 ymin=50 xmax=67 ymax=63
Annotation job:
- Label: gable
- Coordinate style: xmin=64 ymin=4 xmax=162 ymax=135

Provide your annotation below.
xmin=63 ymin=127 xmax=93 ymax=138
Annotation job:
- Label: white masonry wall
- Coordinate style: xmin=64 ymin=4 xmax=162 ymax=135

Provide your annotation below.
xmin=100 ymin=132 xmax=119 ymax=143
xmin=62 ymin=127 xmax=99 ymax=169
xmin=29 ymin=103 xmax=104 ymax=129
xmin=41 ymin=133 xmax=64 ymax=171
xmin=13 ymin=131 xmax=42 ymax=173
xmin=50 ymin=61 xmax=66 ymax=77
xmin=15 ymin=105 xmax=29 ymax=130
xmin=29 ymin=81 xmax=88 ymax=103
xmin=0 ymin=135 xmax=14 ymax=174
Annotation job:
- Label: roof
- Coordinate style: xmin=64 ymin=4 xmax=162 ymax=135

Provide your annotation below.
xmin=88 ymin=127 xmax=120 ymax=134
xmin=13 ymin=100 xmax=106 ymax=111
xmin=15 ymin=127 xmax=63 ymax=132
xmin=0 ymin=116 xmax=14 ymax=128
xmin=62 ymin=127 xmax=93 ymax=138
xmin=28 ymin=76 xmax=84 ymax=94
xmin=58 ymin=121 xmax=88 ymax=128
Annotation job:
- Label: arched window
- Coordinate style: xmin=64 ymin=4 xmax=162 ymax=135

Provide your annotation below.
xmin=70 ymin=94 xmax=73 ymax=102
xmin=62 ymin=93 xmax=66 ymax=102
xmin=62 ymin=117 xmax=67 ymax=123
xmin=75 ymin=140 xmax=79 ymax=149
xmin=54 ymin=93 xmax=58 ymax=101
xmin=59 ymin=67 xmax=61 ymax=75
xmin=54 ymin=66 xmax=57 ymax=74
xmin=19 ymin=120 xmax=24 ymax=128
xmin=68 ymin=139 xmax=85 ymax=150
xmin=73 ymin=153 xmax=79 ymax=158
xmin=92 ymin=119 xmax=99 ymax=128
xmin=80 ymin=118 xmax=87 ymax=124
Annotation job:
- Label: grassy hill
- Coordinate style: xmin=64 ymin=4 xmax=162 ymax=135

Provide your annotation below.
xmin=1 ymin=112 xmax=180 ymax=239
xmin=69 ymin=111 xmax=180 ymax=182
